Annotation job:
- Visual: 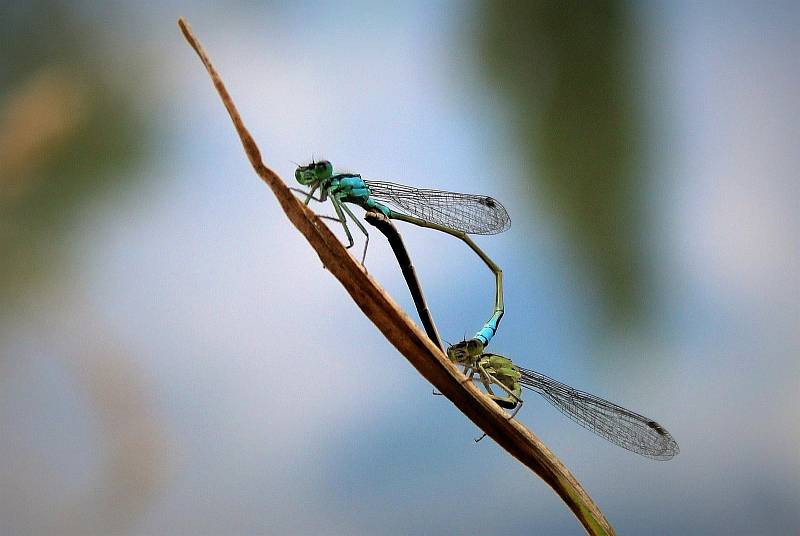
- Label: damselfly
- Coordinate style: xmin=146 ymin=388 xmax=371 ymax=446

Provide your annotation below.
xmin=447 ymin=339 xmax=679 ymax=459
xmin=293 ymin=160 xmax=509 ymax=346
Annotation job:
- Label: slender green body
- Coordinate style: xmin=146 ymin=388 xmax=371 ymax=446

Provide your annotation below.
xmin=294 ymin=160 xmax=505 ymax=347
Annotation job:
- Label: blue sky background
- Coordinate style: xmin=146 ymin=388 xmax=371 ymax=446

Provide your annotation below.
xmin=1 ymin=2 xmax=797 ymax=534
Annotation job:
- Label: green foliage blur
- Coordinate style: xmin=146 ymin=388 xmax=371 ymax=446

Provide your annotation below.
xmin=0 ymin=2 xmax=148 ymax=312
xmin=482 ymin=1 xmax=644 ymax=326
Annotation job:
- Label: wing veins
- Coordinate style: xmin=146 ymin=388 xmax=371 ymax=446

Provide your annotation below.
xmin=518 ymin=367 xmax=679 ymax=460
xmin=364 ymin=180 xmax=510 ymax=235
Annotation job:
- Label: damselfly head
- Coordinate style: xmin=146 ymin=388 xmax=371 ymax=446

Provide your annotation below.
xmin=446 ymin=339 xmax=485 ymax=364
xmin=295 ymin=160 xmax=333 ymax=185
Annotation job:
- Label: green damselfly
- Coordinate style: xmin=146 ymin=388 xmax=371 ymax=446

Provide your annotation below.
xmin=365 ymin=206 xmax=679 ymax=459
xmin=447 ymin=338 xmax=679 ymax=458
xmin=292 ymin=160 xmax=508 ymax=347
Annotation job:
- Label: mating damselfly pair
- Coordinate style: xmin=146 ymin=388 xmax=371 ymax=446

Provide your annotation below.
xmin=292 ymin=160 xmax=679 ymax=460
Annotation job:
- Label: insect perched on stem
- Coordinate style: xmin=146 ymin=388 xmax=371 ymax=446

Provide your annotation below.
xmin=447 ymin=339 xmax=680 ymax=459
xmin=293 ymin=160 xmax=509 ymax=347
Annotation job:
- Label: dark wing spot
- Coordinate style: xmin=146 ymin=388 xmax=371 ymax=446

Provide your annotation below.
xmin=480 ymin=197 xmax=496 ymax=208
xmin=647 ymin=420 xmax=667 ymax=436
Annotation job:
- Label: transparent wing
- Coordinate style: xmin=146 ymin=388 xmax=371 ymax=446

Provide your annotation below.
xmin=518 ymin=367 xmax=679 ymax=460
xmin=363 ymin=180 xmax=510 ymax=235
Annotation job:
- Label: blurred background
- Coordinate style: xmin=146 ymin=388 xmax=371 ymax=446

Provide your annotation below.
xmin=1 ymin=1 xmax=797 ymax=534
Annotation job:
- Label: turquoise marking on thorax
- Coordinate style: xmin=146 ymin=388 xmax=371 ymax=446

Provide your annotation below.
xmin=336 ymin=175 xmax=367 ymax=190
xmin=329 ymin=174 xmax=391 ymax=216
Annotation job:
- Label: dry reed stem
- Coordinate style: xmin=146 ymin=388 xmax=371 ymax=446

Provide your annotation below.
xmin=178 ymin=17 xmax=615 ymax=536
